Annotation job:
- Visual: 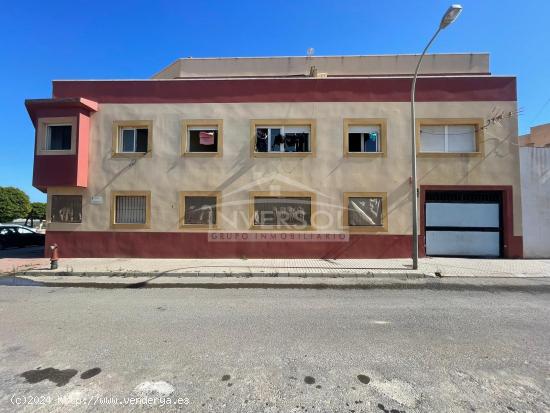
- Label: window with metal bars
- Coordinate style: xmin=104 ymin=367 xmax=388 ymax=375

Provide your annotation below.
xmin=115 ymin=196 xmax=147 ymax=224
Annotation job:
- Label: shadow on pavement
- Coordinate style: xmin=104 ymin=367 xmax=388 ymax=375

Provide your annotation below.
xmin=0 ymin=246 xmax=44 ymax=259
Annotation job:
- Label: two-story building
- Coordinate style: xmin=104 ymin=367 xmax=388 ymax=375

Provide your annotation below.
xmin=25 ymin=54 xmax=523 ymax=258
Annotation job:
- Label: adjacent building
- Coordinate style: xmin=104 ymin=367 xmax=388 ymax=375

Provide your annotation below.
xmin=519 ymin=123 xmax=550 ymax=258
xmin=25 ymin=53 xmax=523 ymax=258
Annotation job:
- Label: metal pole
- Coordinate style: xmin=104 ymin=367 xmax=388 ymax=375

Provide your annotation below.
xmin=411 ymin=27 xmax=441 ymax=270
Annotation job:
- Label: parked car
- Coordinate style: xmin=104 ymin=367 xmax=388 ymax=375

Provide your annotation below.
xmin=0 ymin=224 xmax=45 ymax=249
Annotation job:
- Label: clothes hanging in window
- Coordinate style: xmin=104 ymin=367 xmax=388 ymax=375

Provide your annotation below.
xmin=199 ymin=131 xmax=215 ymax=145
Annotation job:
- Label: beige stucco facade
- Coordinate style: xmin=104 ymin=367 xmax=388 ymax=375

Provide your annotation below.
xmin=46 ymin=100 xmax=522 ymax=236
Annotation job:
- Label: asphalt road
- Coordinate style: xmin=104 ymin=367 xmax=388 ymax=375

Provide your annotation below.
xmin=0 ymin=287 xmax=548 ymax=412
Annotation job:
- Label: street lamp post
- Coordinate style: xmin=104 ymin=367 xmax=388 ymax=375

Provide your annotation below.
xmin=411 ymin=4 xmax=463 ymax=270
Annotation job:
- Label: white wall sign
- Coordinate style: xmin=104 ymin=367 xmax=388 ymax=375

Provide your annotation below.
xmin=91 ymin=196 xmax=104 ymax=205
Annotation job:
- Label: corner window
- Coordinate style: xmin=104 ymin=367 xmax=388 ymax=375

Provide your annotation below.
xmin=418 ymin=119 xmax=483 ymax=155
xmin=181 ymin=120 xmax=223 ymax=156
xmin=179 ymin=192 xmax=220 ymax=229
xmin=36 ymin=117 xmax=77 ymax=155
xmin=111 ymin=191 xmax=151 ymax=228
xmin=51 ymin=195 xmax=82 ymax=223
xmin=112 ymin=121 xmax=152 ymax=157
xmin=251 ymin=192 xmax=314 ymax=229
xmin=344 ymin=119 xmax=387 ymax=157
xmin=46 ymin=125 xmax=72 ymax=151
xmin=343 ymin=192 xmax=388 ymax=232
xmin=252 ymin=120 xmax=315 ymax=156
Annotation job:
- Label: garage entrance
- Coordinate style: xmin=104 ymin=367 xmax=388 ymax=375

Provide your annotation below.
xmin=424 ymin=190 xmax=503 ymax=257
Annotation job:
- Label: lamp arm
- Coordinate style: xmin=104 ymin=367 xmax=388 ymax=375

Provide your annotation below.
xmin=411 ymin=27 xmax=442 ymax=100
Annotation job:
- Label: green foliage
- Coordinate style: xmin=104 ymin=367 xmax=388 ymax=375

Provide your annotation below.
xmin=28 ymin=202 xmax=47 ymax=221
xmin=0 ymin=187 xmax=31 ymax=223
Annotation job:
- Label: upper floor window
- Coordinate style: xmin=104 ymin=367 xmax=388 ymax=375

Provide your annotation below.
xmin=46 ymin=125 xmax=72 ymax=151
xmin=344 ymin=119 xmax=387 ymax=157
xmin=181 ymin=120 xmax=223 ymax=156
xmin=112 ymin=121 xmax=152 ymax=158
xmin=36 ymin=117 xmax=77 ymax=155
xmin=418 ymin=119 xmax=483 ymax=155
xmin=252 ymin=120 xmax=315 ymax=156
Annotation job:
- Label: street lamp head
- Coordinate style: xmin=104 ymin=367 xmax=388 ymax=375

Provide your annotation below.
xmin=439 ymin=4 xmax=463 ymax=29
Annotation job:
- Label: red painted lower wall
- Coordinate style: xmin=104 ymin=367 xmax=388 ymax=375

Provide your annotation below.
xmin=45 ymin=232 xmax=414 ymax=259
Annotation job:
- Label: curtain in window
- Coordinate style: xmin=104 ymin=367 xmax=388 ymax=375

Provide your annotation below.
xmin=254 ymin=197 xmax=311 ymax=226
xmin=348 ymin=197 xmax=382 ymax=226
xmin=184 ymin=196 xmax=217 ymax=225
xmin=447 ymin=125 xmax=476 ymax=152
xmin=420 ymin=125 xmax=446 ymax=152
xmin=51 ymin=195 xmax=82 ymax=223
xmin=115 ymin=196 xmax=146 ymax=224
xmin=48 ymin=125 xmax=72 ymax=150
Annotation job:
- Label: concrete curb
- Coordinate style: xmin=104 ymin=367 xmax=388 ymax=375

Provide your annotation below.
xmin=19 ymin=270 xmax=432 ymax=279
xmin=2 ymin=275 xmax=550 ymax=292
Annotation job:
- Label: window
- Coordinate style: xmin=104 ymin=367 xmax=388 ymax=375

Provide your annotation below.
xmin=252 ymin=120 xmax=315 ymax=156
xmin=417 ymin=119 xmax=483 ymax=155
xmin=112 ymin=121 xmax=152 ymax=157
xmin=179 ymin=191 xmax=221 ymax=229
xmin=343 ymin=119 xmax=387 ymax=157
xmin=251 ymin=192 xmax=315 ymax=229
xmin=36 ymin=117 xmax=76 ymax=155
xmin=46 ymin=125 xmax=72 ymax=150
xmin=15 ymin=227 xmax=34 ymax=234
xmin=181 ymin=120 xmax=223 ymax=156
xmin=343 ymin=192 xmax=388 ymax=232
xmin=51 ymin=195 xmax=82 ymax=223
xmin=110 ymin=191 xmax=151 ymax=229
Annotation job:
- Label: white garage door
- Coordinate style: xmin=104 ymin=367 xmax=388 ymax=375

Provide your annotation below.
xmin=425 ymin=193 xmax=502 ymax=257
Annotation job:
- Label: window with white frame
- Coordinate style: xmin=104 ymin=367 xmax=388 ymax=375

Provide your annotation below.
xmin=46 ymin=124 xmax=72 ymax=151
xmin=420 ymin=124 xmax=477 ymax=153
xmin=119 ymin=127 xmax=149 ymax=153
xmin=348 ymin=125 xmax=381 ymax=153
xmin=255 ymin=125 xmax=311 ymax=153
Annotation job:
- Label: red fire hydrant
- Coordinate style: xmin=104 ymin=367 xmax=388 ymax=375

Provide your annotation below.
xmin=50 ymin=244 xmax=59 ymax=270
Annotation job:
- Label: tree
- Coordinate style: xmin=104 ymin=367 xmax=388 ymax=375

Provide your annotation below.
xmin=0 ymin=187 xmax=31 ymax=223
xmin=26 ymin=202 xmax=47 ymax=227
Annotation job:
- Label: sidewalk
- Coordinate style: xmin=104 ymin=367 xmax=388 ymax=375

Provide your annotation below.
xmin=2 ymin=256 xmax=550 ymax=278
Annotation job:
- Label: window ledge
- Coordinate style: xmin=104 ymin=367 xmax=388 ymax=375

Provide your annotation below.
xmin=179 ymin=225 xmax=220 ymax=231
xmin=345 ymin=152 xmax=386 ymax=158
xmin=249 ymin=225 xmax=315 ymax=231
xmin=253 ymin=152 xmax=314 ymax=158
xmin=182 ymin=152 xmax=221 ymax=157
xmin=112 ymin=152 xmax=152 ymax=159
xmin=110 ymin=223 xmax=150 ymax=230
xmin=344 ymin=226 xmax=388 ymax=233
xmin=417 ymin=151 xmax=483 ymax=158
xmin=37 ymin=150 xmax=75 ymax=156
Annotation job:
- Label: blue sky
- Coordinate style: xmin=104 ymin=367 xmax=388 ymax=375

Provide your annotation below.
xmin=1 ymin=0 xmax=549 ymax=202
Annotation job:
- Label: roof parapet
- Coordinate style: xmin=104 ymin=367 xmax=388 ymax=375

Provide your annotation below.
xmin=152 ymin=53 xmax=490 ymax=79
